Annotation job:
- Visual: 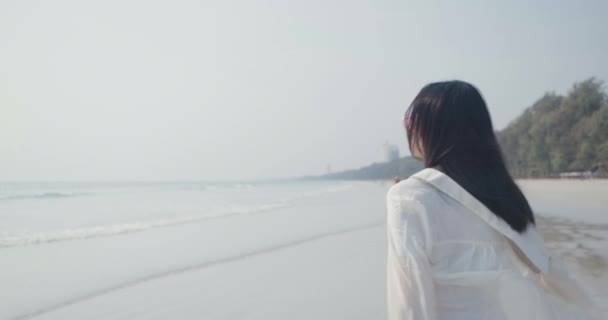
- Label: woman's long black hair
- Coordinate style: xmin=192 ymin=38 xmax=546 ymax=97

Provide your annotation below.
xmin=405 ymin=80 xmax=535 ymax=233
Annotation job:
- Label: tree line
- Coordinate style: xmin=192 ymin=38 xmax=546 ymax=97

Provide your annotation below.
xmin=497 ymin=78 xmax=608 ymax=178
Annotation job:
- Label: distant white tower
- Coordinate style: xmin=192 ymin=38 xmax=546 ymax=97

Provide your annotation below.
xmin=383 ymin=141 xmax=400 ymax=162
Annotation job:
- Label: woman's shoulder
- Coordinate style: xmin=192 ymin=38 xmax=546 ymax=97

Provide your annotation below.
xmin=385 ymin=173 xmax=446 ymax=228
xmin=387 ymin=172 xmax=440 ymax=204
xmin=386 ymin=173 xmax=439 ymax=254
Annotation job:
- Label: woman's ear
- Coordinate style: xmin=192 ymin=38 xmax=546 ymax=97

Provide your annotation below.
xmin=410 ymin=136 xmax=424 ymax=160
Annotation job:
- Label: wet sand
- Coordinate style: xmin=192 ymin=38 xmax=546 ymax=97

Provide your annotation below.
xmin=537 ymin=216 xmax=608 ymax=316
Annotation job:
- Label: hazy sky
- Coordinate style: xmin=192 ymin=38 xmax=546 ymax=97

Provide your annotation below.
xmin=1 ymin=0 xmax=607 ymax=181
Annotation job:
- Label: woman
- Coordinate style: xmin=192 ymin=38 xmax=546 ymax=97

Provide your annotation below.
xmin=386 ymin=81 xmax=597 ymax=320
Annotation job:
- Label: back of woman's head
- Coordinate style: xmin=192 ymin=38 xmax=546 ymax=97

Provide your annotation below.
xmin=405 ymin=80 xmax=535 ymax=233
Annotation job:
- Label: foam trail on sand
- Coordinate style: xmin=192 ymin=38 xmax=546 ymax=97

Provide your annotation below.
xmin=12 ymin=221 xmax=384 ymax=320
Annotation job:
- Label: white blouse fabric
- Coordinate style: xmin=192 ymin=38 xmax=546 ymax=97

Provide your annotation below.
xmin=386 ymin=168 xmax=598 ymax=320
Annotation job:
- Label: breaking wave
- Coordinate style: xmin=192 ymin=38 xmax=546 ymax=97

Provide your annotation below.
xmin=0 ymin=202 xmax=288 ymax=248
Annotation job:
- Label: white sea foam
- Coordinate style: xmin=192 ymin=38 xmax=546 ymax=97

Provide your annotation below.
xmin=0 ymin=183 xmax=360 ymax=248
xmin=0 ymin=202 xmax=289 ymax=248
xmin=0 ymin=192 xmax=88 ymax=200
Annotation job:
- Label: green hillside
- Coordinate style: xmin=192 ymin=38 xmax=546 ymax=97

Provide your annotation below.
xmin=497 ymin=78 xmax=608 ymax=177
xmin=310 ymin=156 xmax=423 ymax=180
xmin=313 ymin=78 xmax=607 ymax=180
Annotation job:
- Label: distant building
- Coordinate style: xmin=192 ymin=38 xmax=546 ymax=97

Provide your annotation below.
xmin=383 ymin=141 xmax=400 ymax=162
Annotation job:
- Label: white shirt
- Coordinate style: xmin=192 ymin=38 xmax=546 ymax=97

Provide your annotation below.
xmin=386 ymin=168 xmax=597 ymax=320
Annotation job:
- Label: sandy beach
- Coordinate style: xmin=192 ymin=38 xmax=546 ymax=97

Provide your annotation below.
xmin=1 ymin=179 xmax=606 ymax=319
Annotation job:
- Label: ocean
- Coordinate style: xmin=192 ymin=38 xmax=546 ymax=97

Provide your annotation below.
xmin=0 ymin=179 xmax=606 ymax=319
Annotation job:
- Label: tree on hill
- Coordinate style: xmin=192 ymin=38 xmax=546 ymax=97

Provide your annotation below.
xmin=314 ymin=156 xmax=423 ymax=180
xmin=497 ymin=78 xmax=608 ymax=177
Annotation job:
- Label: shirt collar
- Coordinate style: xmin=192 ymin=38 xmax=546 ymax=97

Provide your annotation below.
xmin=411 ymin=167 xmax=549 ymax=273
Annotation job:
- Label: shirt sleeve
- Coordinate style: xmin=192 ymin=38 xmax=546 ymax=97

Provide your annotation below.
xmin=539 ymin=254 xmax=598 ymax=318
xmin=386 ymin=190 xmax=437 ymax=320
